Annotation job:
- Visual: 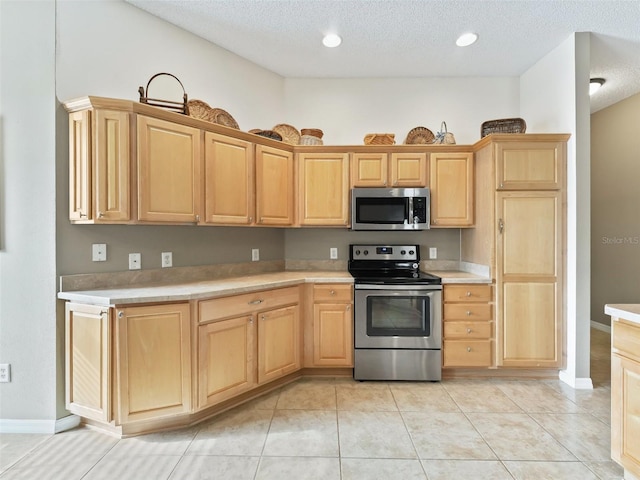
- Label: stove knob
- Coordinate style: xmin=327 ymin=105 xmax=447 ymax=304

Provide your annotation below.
xmin=401 ymin=250 xmax=406 ymax=255
xmin=409 ymin=250 xmax=415 ymax=255
xmin=412 ymin=263 xmax=419 ymax=269
xmin=363 ymin=250 xmax=369 ymax=255
xmin=355 ymin=250 xmax=361 ymax=256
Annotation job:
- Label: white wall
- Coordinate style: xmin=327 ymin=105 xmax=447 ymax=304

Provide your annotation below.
xmin=0 ymin=0 xmax=59 ymax=425
xmin=284 ymin=77 xmax=520 ymax=145
xmin=520 ymin=33 xmax=592 ymax=387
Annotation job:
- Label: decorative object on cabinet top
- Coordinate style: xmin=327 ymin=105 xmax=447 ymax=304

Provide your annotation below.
xmin=434 ymin=121 xmax=456 ymax=144
xmin=186 ymin=99 xmax=213 ymax=121
xmin=363 ymin=133 xmax=395 ymax=145
xmin=251 ymin=129 xmax=283 ymax=141
xmin=300 ymin=128 xmax=324 ymax=139
xmin=273 ymin=123 xmax=301 ymax=145
xmin=138 ymin=72 xmax=188 ymax=114
xmin=299 ymin=135 xmax=324 ymax=145
xmin=481 ymin=117 xmax=526 ymax=137
xmin=404 ymin=126 xmax=435 ymax=144
xmin=210 ymin=107 xmax=240 ymax=129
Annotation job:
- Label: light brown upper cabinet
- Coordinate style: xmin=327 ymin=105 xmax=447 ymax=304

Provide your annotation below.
xmin=68 ymin=109 xmax=130 ymax=223
xmin=297 ymin=152 xmax=350 ymax=226
xmin=137 ymin=115 xmax=202 ymax=223
xmin=255 ymin=145 xmax=294 ymax=226
xmin=429 ymin=152 xmax=474 ymax=227
xmin=351 ymin=152 xmax=427 ymax=187
xmin=496 ymin=141 xmax=565 ymax=190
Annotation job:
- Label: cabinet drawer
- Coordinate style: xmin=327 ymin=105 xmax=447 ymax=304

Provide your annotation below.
xmin=313 ymin=284 xmax=353 ymax=303
xmin=199 ymin=286 xmax=300 ymax=323
xmin=443 ymin=340 xmax=492 ymax=367
xmin=613 ymin=318 xmax=640 ymax=362
xmin=444 ymin=303 xmax=492 ymax=321
xmin=444 ymin=322 xmax=492 ymax=339
xmin=444 ymin=285 xmax=492 ymax=302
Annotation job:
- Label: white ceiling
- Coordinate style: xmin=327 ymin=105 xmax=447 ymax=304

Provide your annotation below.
xmin=125 ymin=0 xmax=640 ymax=113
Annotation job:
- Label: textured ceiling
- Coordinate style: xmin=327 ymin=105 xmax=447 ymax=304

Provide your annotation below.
xmin=125 ymin=0 xmax=640 ymax=112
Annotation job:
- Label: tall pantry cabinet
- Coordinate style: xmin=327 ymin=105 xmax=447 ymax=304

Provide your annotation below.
xmin=462 ymin=134 xmax=569 ymax=368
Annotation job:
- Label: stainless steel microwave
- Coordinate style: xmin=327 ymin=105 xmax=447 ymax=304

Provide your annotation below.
xmin=351 ymin=187 xmax=430 ymax=231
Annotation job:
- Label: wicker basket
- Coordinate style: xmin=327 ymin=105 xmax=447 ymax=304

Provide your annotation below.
xmin=481 ymin=118 xmax=526 ymax=137
xmin=404 ymin=127 xmax=435 ymax=144
xmin=301 ymin=128 xmax=324 ymax=139
xmin=364 ymin=133 xmax=395 ymax=145
xmin=299 ymin=135 xmax=323 ymax=146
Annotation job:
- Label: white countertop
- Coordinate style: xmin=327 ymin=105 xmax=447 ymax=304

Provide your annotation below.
xmin=605 ymin=304 xmax=640 ymax=325
xmin=58 ymin=269 xmax=492 ymax=307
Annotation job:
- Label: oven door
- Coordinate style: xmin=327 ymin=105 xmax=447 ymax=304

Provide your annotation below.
xmin=354 ymin=284 xmax=442 ymax=350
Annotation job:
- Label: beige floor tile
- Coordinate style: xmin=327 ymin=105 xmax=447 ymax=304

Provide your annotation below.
xmin=494 ymin=380 xmax=583 ymax=413
xmin=168 ymin=455 xmax=260 ymax=479
xmin=338 ymin=411 xmax=417 ymax=459
xmin=341 ymin=458 xmax=427 ymax=480
xmin=545 ymin=381 xmax=612 ymax=418
xmin=0 ymin=434 xmax=51 ymax=472
xmin=530 ymin=413 xmax=612 ymax=461
xmin=420 ymin=459 xmax=514 ymax=479
xmin=187 ymin=408 xmax=273 ymax=456
xmin=276 ymin=380 xmax=336 ymax=410
xmin=105 ymin=427 xmax=197 ymax=458
xmin=503 ymin=460 xmax=599 ymax=479
xmin=403 ymin=412 xmax=496 ymax=460
xmin=443 ymin=380 xmax=523 ymax=413
xmin=337 ymin=382 xmax=398 ymax=411
xmin=468 ymin=413 xmax=577 ymax=461
xmin=583 ymin=460 xmax=625 ymax=479
xmin=82 ymin=454 xmax=182 ymax=480
xmin=242 ymin=388 xmax=281 ymax=410
xmin=262 ymin=409 xmax=338 ymax=457
xmin=0 ymin=458 xmax=102 ymax=480
xmin=390 ymin=382 xmax=460 ymax=412
xmin=255 ymin=456 xmax=340 ymax=480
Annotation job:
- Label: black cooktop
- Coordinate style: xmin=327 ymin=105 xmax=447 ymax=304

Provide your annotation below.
xmin=350 ymin=270 xmax=442 ymax=285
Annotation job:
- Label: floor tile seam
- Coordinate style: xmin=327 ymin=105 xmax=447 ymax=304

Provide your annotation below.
xmin=457 ymin=410 xmax=502 ymax=462
xmin=396 ymin=405 xmax=429 ymax=473
xmin=581 ymin=459 xmax=615 ymax=480
xmin=0 ymin=435 xmax=53 ymax=474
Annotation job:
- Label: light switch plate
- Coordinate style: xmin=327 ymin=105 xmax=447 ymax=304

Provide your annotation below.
xmin=251 ymin=249 xmax=259 ymax=261
xmin=429 ymin=247 xmax=437 ymax=259
xmin=330 ymin=247 xmax=338 ymax=259
xmin=92 ymin=244 xmax=107 ymax=262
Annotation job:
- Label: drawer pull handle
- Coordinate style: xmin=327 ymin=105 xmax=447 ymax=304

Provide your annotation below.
xmin=467 ymin=328 xmax=472 ymax=334
xmin=330 ymin=290 xmax=335 ymax=295
xmin=248 ymin=299 xmax=263 ymax=305
xmin=466 ymin=291 xmax=471 ymax=297
xmin=466 ymin=310 xmax=471 ymax=316
xmin=467 ymin=347 xmax=472 ymax=352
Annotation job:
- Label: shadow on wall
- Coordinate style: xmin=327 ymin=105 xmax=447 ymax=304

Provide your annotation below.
xmin=0 ymin=116 xmax=4 ymax=251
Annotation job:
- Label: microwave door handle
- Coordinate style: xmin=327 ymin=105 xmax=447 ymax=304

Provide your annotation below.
xmin=408 ymin=196 xmax=413 ymax=224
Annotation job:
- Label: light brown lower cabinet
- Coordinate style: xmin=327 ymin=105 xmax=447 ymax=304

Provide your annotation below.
xmin=611 ymin=316 xmax=640 ymax=477
xmin=257 ymin=305 xmax=301 ymax=383
xmin=442 ymin=284 xmax=493 ymax=368
xmin=312 ymin=284 xmax=353 ymax=367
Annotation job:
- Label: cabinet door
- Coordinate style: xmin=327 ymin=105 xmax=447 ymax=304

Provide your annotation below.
xmin=65 ymin=303 xmax=111 ymax=422
xmin=137 ymin=115 xmax=201 ymax=223
xmin=496 ymin=191 xmax=562 ymax=367
xmin=390 ymin=152 xmax=428 ymax=187
xmin=198 ymin=315 xmax=256 ymax=408
xmin=612 ymin=353 xmax=640 ymax=474
xmin=313 ymin=303 xmax=353 ymax=366
xmin=297 ymin=152 xmax=350 ymax=226
xmin=496 ymin=141 xmax=565 ymax=190
xmin=94 ymin=109 xmax=130 ymax=222
xmin=257 ymin=305 xmax=301 ymax=384
xmin=256 ymin=145 xmax=294 ymax=225
xmin=351 ymin=152 xmax=387 ymax=187
xmin=430 ymin=152 xmax=474 ymax=227
xmin=69 ymin=110 xmax=91 ymax=221
xmin=204 ymin=132 xmax=254 ymax=224
xmin=115 ymin=303 xmax=191 ymax=423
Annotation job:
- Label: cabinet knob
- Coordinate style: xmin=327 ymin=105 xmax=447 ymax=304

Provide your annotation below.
xmin=499 ymin=183 xmax=504 ymax=189
xmin=248 ymin=317 xmax=253 ymax=324
xmin=260 ymin=217 xmax=264 ymax=223
xmin=467 ymin=346 xmax=472 ymax=352
xmin=346 ymin=305 xmax=351 ymax=311
xmin=118 ymin=311 xmax=124 ymax=318
xmin=466 ymin=310 xmax=471 ymax=316
xmin=79 ymin=212 xmax=87 ymax=218
xmin=98 ymin=212 xmax=104 ymax=218
xmin=249 ymin=216 xmax=253 ymax=222
xmin=498 ymin=218 xmax=504 ymax=234
xmin=467 ymin=328 xmax=472 ymax=334
xmin=100 ymin=310 xmax=108 ymax=316
xmin=466 ymin=291 xmax=471 ymax=297
xmin=330 ymin=289 xmax=335 ymax=295
xmin=195 ymin=215 xmax=200 ymax=222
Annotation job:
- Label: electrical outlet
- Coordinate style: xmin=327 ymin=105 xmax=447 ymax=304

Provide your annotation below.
xmin=330 ymin=247 xmax=338 ymax=259
xmin=251 ymin=249 xmax=260 ymax=261
xmin=429 ymin=247 xmax=437 ymax=259
xmin=128 ymin=253 xmax=141 ymax=270
xmin=0 ymin=364 xmax=10 ymax=383
xmin=161 ymin=252 xmax=172 ymax=268
xmin=92 ymin=243 xmax=107 ymax=262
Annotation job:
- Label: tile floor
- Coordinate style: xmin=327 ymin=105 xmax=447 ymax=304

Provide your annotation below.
xmin=0 ymin=328 xmax=622 ymax=479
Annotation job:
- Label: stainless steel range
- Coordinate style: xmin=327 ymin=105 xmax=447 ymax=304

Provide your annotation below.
xmin=348 ymin=244 xmax=442 ymax=381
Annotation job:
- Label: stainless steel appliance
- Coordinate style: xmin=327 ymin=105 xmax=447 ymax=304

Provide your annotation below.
xmin=349 ymin=244 xmax=442 ymax=381
xmin=350 ymin=187 xmax=430 ymax=231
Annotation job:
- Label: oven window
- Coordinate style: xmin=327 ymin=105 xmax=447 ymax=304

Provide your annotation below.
xmin=356 ymin=197 xmax=407 ymax=224
xmin=367 ymin=295 xmax=431 ymax=336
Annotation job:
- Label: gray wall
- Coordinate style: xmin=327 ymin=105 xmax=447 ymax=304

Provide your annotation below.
xmin=591 ymin=91 xmax=640 ymax=326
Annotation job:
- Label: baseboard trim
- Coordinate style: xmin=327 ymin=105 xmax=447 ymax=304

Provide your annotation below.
xmin=559 ymin=370 xmax=594 ymax=390
xmin=591 ymin=320 xmax=611 ymax=333
xmin=0 ymin=415 xmax=80 ymax=434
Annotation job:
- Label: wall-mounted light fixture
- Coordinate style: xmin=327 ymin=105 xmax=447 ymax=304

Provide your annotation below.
xmin=590 ymin=78 xmax=605 ymax=96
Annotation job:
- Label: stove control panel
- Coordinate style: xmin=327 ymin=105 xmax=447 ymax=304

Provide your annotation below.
xmin=350 ymin=244 xmax=420 ymax=261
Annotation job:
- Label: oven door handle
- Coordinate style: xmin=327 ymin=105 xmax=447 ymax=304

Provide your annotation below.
xmin=355 ymin=284 xmax=442 ymax=291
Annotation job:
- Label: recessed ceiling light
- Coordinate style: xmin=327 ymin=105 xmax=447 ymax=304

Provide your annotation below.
xmin=589 ymin=78 xmax=605 ymax=95
xmin=322 ymin=33 xmax=342 ymax=48
xmin=456 ymin=32 xmax=478 ymax=47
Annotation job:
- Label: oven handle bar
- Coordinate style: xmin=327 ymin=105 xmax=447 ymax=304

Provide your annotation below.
xmin=354 ymin=284 xmax=442 ymax=291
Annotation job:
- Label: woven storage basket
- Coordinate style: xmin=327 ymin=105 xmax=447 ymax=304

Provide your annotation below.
xmin=299 ymin=135 xmax=323 ymax=146
xmin=404 ymin=126 xmax=435 ymax=144
xmin=364 ymin=133 xmax=395 ymax=145
xmin=481 ymin=118 xmax=526 ymax=137
xmin=300 ymin=128 xmax=324 ymax=139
